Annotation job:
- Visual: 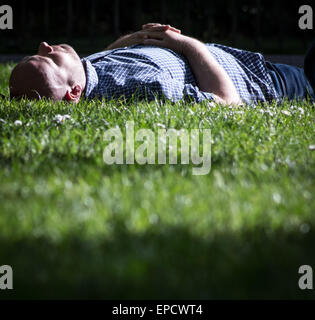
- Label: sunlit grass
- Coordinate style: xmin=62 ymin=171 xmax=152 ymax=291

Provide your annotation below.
xmin=0 ymin=63 xmax=314 ymax=299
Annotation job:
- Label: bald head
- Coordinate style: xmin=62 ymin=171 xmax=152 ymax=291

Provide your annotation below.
xmin=10 ymin=59 xmax=63 ymax=100
xmin=9 ymin=42 xmax=86 ymax=103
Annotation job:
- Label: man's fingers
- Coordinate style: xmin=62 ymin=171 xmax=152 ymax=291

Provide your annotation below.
xmin=142 ymin=23 xmax=181 ymax=34
xmin=142 ymin=23 xmax=162 ymax=29
xmin=143 ymin=26 xmax=170 ymax=32
xmin=168 ymin=26 xmax=181 ymax=34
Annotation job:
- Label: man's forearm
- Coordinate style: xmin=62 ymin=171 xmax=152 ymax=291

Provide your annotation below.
xmin=106 ymin=34 xmax=134 ymax=50
xmin=181 ymin=37 xmax=241 ymax=104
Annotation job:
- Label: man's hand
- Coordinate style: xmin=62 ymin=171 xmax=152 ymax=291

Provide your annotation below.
xmin=106 ymin=23 xmax=180 ymax=50
xmin=141 ymin=29 xmax=188 ymax=55
xmin=142 ymin=23 xmax=181 ymax=34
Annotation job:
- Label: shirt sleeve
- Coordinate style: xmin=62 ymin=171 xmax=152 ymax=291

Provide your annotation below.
xmin=182 ymin=83 xmax=214 ymax=102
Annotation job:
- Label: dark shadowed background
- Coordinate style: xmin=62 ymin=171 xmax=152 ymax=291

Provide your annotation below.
xmin=1 ymin=0 xmax=314 ymax=57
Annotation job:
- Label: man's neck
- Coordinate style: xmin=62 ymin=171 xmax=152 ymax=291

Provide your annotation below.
xmin=80 ymin=60 xmax=87 ymax=94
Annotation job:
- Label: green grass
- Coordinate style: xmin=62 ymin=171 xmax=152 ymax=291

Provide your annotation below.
xmin=0 ymin=63 xmax=315 ymax=299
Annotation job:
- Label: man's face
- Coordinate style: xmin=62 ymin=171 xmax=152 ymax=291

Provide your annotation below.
xmin=10 ymin=42 xmax=81 ymax=100
xmin=33 ymin=42 xmax=79 ymax=73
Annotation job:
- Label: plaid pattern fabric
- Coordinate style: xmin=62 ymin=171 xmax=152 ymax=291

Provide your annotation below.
xmin=82 ymin=43 xmax=278 ymax=104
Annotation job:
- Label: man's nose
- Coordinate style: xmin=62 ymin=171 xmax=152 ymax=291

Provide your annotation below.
xmin=38 ymin=42 xmax=53 ymax=55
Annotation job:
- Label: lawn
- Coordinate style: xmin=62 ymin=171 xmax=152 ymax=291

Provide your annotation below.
xmin=0 ymin=63 xmax=314 ymax=299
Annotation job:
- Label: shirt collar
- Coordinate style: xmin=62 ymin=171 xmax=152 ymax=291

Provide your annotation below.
xmin=82 ymin=59 xmax=99 ymax=98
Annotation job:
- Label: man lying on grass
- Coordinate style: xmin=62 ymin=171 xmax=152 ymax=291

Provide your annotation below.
xmin=8 ymin=23 xmax=315 ymax=105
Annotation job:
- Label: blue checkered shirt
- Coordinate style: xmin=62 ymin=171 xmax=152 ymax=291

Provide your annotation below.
xmin=81 ymin=44 xmax=278 ymax=104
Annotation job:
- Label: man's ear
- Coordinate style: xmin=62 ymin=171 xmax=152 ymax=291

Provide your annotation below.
xmin=65 ymin=85 xmax=82 ymax=103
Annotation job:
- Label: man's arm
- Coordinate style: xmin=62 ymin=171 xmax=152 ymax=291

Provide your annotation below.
xmin=105 ymin=24 xmax=180 ymax=50
xmin=105 ymin=32 xmax=147 ymax=50
xmin=142 ymin=28 xmax=242 ymax=105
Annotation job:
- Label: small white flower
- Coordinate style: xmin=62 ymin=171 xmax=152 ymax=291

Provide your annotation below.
xmin=14 ymin=120 xmax=23 ymax=126
xmin=272 ymin=193 xmax=282 ymax=204
xmin=53 ymin=114 xmax=72 ymax=124
xmin=298 ymin=107 xmax=305 ymax=115
xmin=54 ymin=114 xmax=63 ymax=122
xmin=309 ymin=145 xmax=315 ymax=151
xmin=281 ymin=110 xmax=291 ymax=116
xmin=0 ymin=118 xmax=6 ymax=124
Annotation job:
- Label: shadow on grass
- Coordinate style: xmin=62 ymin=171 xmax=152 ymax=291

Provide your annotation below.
xmin=1 ymin=223 xmax=315 ymax=300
